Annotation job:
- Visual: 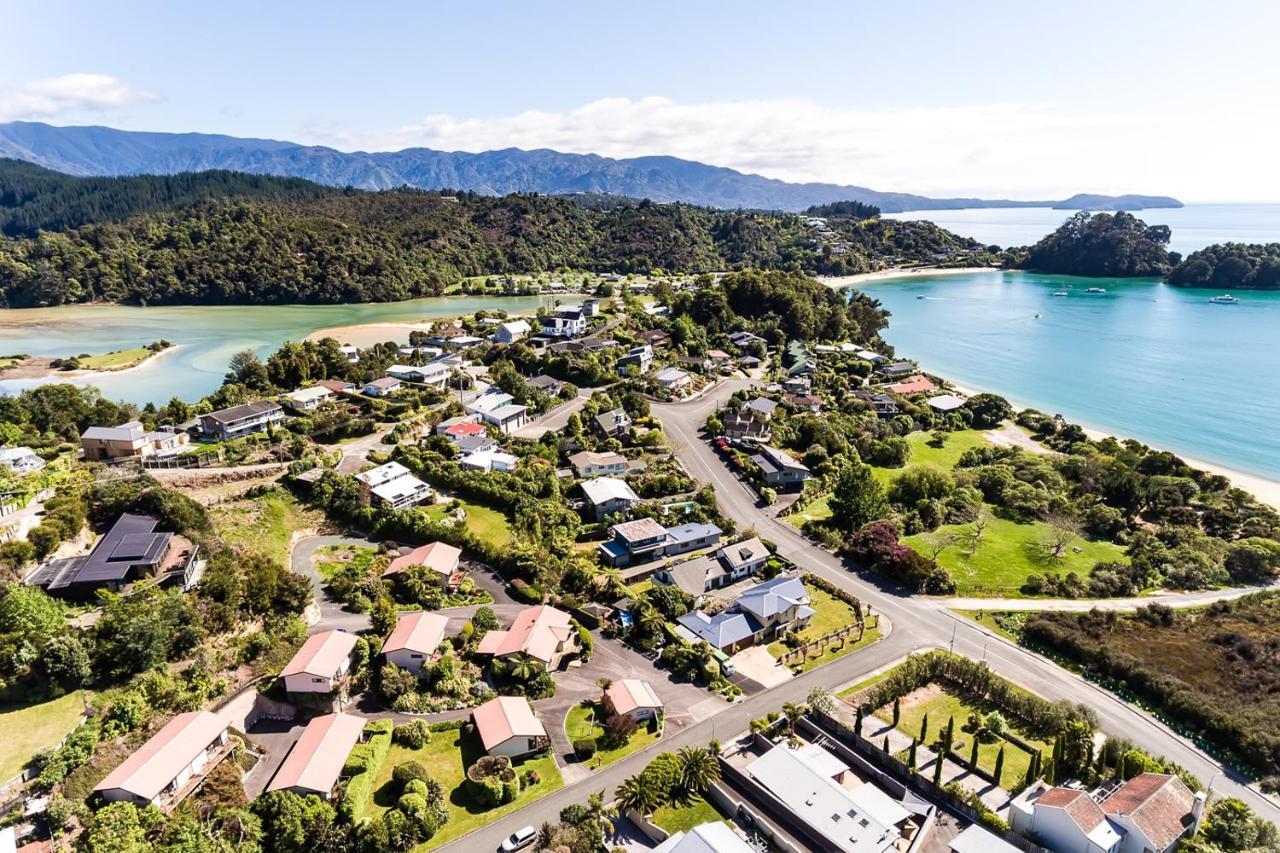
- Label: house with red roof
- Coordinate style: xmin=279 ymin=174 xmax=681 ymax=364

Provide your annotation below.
xmin=382 ymin=541 xmax=462 ymax=587
xmin=470 ymin=696 xmax=549 ymax=759
xmin=475 ymin=604 xmax=578 ymax=671
xmin=603 ymin=678 xmax=664 ymax=724
xmin=94 ymin=711 xmax=230 ymax=808
xmin=280 ymin=629 xmax=358 ymax=694
xmin=883 ymin=374 xmax=937 ymax=395
xmin=381 ymin=611 xmax=449 ymax=674
xmin=266 ymin=713 xmax=367 ymax=799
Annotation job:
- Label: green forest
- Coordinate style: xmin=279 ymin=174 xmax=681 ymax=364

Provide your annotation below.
xmin=0 ymin=160 xmax=994 ymax=308
xmin=1014 ymin=210 xmax=1176 ymax=277
xmin=1168 ymin=243 xmax=1280 ymax=290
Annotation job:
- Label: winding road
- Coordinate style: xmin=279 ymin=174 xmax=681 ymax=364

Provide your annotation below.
xmin=435 ymin=379 xmax=1279 ymax=852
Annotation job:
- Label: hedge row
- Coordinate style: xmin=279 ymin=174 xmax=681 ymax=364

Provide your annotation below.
xmin=339 ymin=719 xmax=393 ymax=822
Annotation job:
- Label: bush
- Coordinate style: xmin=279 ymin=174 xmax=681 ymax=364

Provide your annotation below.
xmin=573 ymin=738 xmax=598 ymax=760
xmin=602 ymin=713 xmax=638 ymax=748
xmin=392 ymin=760 xmax=429 ymax=792
xmin=393 ymin=720 xmax=431 ymax=749
xmin=339 ymin=720 xmax=392 ymax=822
xmin=465 ymin=755 xmax=520 ymax=807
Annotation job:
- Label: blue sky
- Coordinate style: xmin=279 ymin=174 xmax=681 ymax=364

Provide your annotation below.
xmin=3 ymin=0 xmax=1278 ymax=200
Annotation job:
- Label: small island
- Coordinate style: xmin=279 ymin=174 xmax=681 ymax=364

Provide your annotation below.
xmin=0 ymin=340 xmax=173 ymax=380
xmin=1012 ymin=210 xmax=1175 ymax=277
xmin=1167 ymin=242 xmax=1280 ymax=290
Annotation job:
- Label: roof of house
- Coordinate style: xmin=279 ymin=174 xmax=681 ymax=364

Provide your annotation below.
xmin=354 ymin=461 xmax=413 ymax=487
xmin=526 ymin=374 xmax=562 ymax=390
xmin=94 ymin=711 xmax=227 ymax=801
xmin=24 ymin=513 xmax=172 ymax=590
xmin=569 ymin=450 xmax=627 ymax=471
xmin=486 ymin=404 xmax=528 ymax=421
xmin=666 ymin=522 xmax=722 ymax=545
xmin=369 ymin=474 xmax=431 ymax=505
xmin=385 ymin=542 xmax=462 ymax=577
xmin=315 ymin=378 xmax=355 ymax=393
xmin=927 ymin=394 xmax=966 ymax=411
xmin=204 ymin=400 xmax=282 ymax=423
xmin=581 ymin=477 xmax=641 ymax=506
xmin=654 ymin=366 xmax=691 ymax=383
xmin=382 ymin=611 xmax=449 ymax=656
xmin=280 ymin=630 xmax=358 ymax=679
xmin=284 ymin=386 xmax=333 ymax=403
xmin=498 ymin=319 xmax=532 ymax=334
xmin=723 ymin=412 xmax=770 ymax=437
xmin=444 ymin=422 xmax=487 ymax=439
xmin=605 ymin=678 xmax=663 ymax=715
xmin=475 ymin=605 xmax=575 ymax=663
xmin=471 ymin=696 xmax=547 ymax=752
xmin=718 ymin=537 xmax=769 ymax=571
xmin=676 ymin=609 xmax=763 ymax=649
xmin=80 ymin=421 xmax=145 ymax=442
xmin=460 ymin=448 xmax=519 ymax=470
xmin=1102 ymin=773 xmax=1197 ymax=851
xmin=653 ymin=823 xmax=754 ymax=853
xmin=664 ymin=555 xmax=722 ymax=596
xmin=746 ymin=397 xmax=778 ymax=416
xmin=266 ymin=713 xmax=366 ymax=795
xmin=885 ymin=375 xmax=936 ymax=395
xmin=948 ymin=825 xmax=1022 ymax=853
xmin=737 ymin=576 xmax=812 ymax=622
xmin=611 ymin=517 xmax=668 ymax=543
xmin=755 ymin=445 xmax=809 ymax=473
xmin=1036 ymin=787 xmax=1112 ymax=834
xmin=365 ymin=376 xmax=402 ymax=390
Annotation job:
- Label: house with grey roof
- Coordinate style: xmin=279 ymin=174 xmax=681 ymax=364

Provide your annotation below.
xmin=593 ymin=408 xmax=632 ymax=439
xmin=0 ymin=446 xmax=45 ymax=474
xmin=25 ymin=513 xmax=194 ymax=598
xmin=663 ymin=522 xmax=723 ymax=557
xmin=597 ymin=517 xmax=669 ymax=568
xmin=674 ymin=574 xmax=812 ymax=652
xmin=751 ymin=446 xmax=811 ymax=490
xmin=200 ymin=401 xmax=285 ymax=440
xmin=580 ymin=476 xmax=642 ymax=521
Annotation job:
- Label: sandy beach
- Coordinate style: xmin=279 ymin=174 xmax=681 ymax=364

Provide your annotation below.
xmin=820 ymin=265 xmax=1001 ymax=289
xmin=0 ymin=344 xmax=183 ymax=383
xmin=944 ymin=380 xmax=1280 ymax=510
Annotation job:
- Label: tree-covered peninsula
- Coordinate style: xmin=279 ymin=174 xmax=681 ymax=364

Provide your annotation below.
xmin=1013 ymin=210 xmax=1176 ymax=277
xmin=1168 ymin=243 xmax=1280 ymax=290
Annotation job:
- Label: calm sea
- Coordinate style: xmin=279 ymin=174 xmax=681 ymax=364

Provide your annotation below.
xmin=858 ymin=271 xmax=1280 ymax=481
xmin=884 ymin=203 xmax=1280 ymax=256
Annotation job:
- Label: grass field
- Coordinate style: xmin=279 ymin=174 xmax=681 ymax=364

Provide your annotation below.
xmin=0 ymin=692 xmax=86 ymax=781
xmin=903 ymin=515 xmax=1126 ymax=596
xmin=874 ymin=684 xmax=1048 ymax=791
xmin=211 ymin=487 xmax=323 ymax=564
xmin=651 ymin=795 xmax=724 ymax=834
xmin=367 ymin=729 xmax=562 ymax=849
xmin=315 ymin=544 xmax=378 ymax=581
xmin=424 ymin=499 xmax=512 ymax=549
xmin=78 ymin=346 xmax=156 ymax=370
xmin=767 ymin=584 xmax=882 ymax=672
xmin=0 ymin=356 xmax=22 ymax=370
xmin=565 ymin=702 xmax=663 ymax=768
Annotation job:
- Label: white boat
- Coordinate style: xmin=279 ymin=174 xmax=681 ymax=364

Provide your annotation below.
xmin=1085 ymin=287 xmax=1107 ymax=294
xmin=1052 ymin=291 xmax=1069 ymax=296
xmin=1209 ymin=294 xmax=1240 ymax=304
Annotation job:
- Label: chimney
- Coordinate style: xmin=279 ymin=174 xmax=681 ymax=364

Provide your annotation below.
xmin=1191 ymin=791 xmax=1208 ymax=828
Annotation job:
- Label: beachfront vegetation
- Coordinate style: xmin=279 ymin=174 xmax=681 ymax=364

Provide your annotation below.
xmin=1169 ymin=242 xmax=1280 ymax=290
xmin=1013 ymin=210 xmax=1175 ymax=277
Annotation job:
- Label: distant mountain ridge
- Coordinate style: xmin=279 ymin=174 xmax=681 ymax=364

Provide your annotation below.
xmin=0 ymin=121 xmax=1183 ymax=214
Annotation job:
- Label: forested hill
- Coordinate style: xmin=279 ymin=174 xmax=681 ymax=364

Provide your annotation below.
xmin=0 ymin=158 xmax=337 ymax=237
xmin=1014 ymin=210 xmax=1176 ymax=277
xmin=0 ymin=179 xmax=996 ymax=307
xmin=1167 ymin=243 xmax=1280 ymax=290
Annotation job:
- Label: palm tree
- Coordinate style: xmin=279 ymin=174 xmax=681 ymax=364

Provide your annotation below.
xmin=507 ymin=654 xmax=538 ymax=683
xmin=633 ymin=601 xmax=665 ymax=641
xmin=782 ymin=701 xmax=804 ymax=735
xmin=676 ymin=747 xmax=721 ymax=799
xmin=615 ymin=773 xmax=665 ymax=816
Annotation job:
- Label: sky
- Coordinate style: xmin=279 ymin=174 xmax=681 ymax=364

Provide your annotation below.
xmin=3 ymin=0 xmax=1279 ymax=201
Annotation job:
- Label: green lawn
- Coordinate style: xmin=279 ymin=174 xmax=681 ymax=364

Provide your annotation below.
xmin=78 ymin=346 xmax=155 ymax=370
xmin=786 ymin=493 xmax=833 ymax=527
xmin=367 ymin=729 xmax=562 ymax=850
xmin=903 ymin=514 xmax=1126 ymax=596
xmin=424 ymin=499 xmax=512 ymax=550
xmin=767 ymin=584 xmax=883 ymax=672
xmin=0 ymin=692 xmax=87 ymax=781
xmin=874 ymin=685 xmax=1049 ymax=791
xmin=0 ymin=356 xmax=23 ymax=370
xmin=952 ymin=609 xmax=1029 ymax=642
xmin=212 ymin=488 xmax=322 ymax=564
xmin=564 ymin=702 xmax=662 ymax=768
xmin=651 ymin=795 xmax=724 ymax=834
xmin=315 ymin=544 xmax=378 ymax=582
xmin=871 ymin=429 xmax=992 ymax=486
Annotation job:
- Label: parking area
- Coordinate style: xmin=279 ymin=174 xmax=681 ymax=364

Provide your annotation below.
xmin=727 ymin=645 xmax=793 ymax=689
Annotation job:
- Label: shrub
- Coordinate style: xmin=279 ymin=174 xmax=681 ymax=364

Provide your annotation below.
xmin=392 ymin=760 xmax=429 ymax=792
xmin=465 ymin=755 xmax=520 ymax=807
xmin=602 ymin=713 xmax=638 ymax=748
xmin=393 ymin=720 xmax=431 ymax=749
xmin=573 ymin=738 xmax=598 ymax=760
xmin=521 ymin=769 xmax=541 ymax=787
xmin=339 ymin=720 xmax=392 ymax=822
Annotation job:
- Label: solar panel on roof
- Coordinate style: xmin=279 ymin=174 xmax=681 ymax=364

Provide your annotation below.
xmin=110 ymin=533 xmax=157 ymax=561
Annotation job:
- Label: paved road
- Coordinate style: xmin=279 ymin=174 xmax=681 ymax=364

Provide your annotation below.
xmin=289 ymin=534 xmax=381 ymax=633
xmin=437 ymin=381 xmax=1278 ymax=851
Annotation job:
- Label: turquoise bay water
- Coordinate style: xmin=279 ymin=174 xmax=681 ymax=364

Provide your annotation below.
xmin=858 ymin=271 xmax=1280 ymax=480
xmin=884 ymin=203 xmax=1280 ymax=256
xmin=0 ymin=295 xmax=554 ymax=405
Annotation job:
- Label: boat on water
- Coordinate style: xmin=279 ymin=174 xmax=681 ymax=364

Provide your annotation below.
xmin=1209 ymin=294 xmax=1240 ymax=304
xmin=1085 ymin=287 xmax=1108 ymax=294
xmin=916 ymin=295 xmax=927 ymax=300
xmin=1052 ymin=291 xmax=1069 ymax=296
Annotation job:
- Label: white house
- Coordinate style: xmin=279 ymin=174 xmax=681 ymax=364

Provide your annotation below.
xmin=580 ymin=476 xmax=642 ymax=520
xmin=363 ymin=376 xmax=403 ymax=397
xmin=568 ymin=450 xmax=628 ymax=479
xmin=654 ymin=823 xmax=754 ymax=853
xmin=603 ymin=678 xmax=663 ymax=724
xmin=381 ymin=611 xmax=449 ymax=674
xmin=281 ymin=386 xmax=334 ymax=413
xmin=541 ymin=306 xmax=587 ymax=338
xmin=94 ymin=711 xmax=229 ymax=807
xmin=199 ymin=401 xmax=284 ymax=440
xmin=0 ymin=446 xmax=45 ymax=474
xmin=354 ymin=461 xmax=432 ymax=509
xmin=466 ymin=388 xmax=528 ymax=433
xmin=280 ymin=629 xmax=358 ymax=694
xmin=266 ymin=713 xmax=366 ymax=799
xmin=493 ymin=319 xmax=532 ymax=344
xmin=1010 ymin=775 xmax=1203 ymax=853
xmin=653 ymin=366 xmax=691 ymax=392
xmin=459 ymin=448 xmax=519 ymax=473
xmin=471 ymin=696 xmax=550 ymax=759
xmin=339 ymin=345 xmax=359 ymax=363
xmin=387 ymin=363 xmax=450 ymax=388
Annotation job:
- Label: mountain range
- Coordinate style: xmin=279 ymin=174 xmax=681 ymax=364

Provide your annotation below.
xmin=0 ymin=121 xmax=1183 ymax=214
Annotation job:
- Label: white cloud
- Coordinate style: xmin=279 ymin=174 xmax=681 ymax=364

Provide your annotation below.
xmin=0 ymin=73 xmax=159 ymax=122
xmin=314 ymin=96 xmax=1272 ymax=201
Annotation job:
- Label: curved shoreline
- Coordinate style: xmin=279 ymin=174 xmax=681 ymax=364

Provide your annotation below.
xmin=0 ymin=344 xmax=183 ymax=383
xmin=820 ymin=265 xmax=1001 ymax=288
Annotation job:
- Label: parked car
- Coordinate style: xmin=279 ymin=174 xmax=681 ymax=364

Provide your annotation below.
xmin=501 ymin=826 xmax=538 ymax=851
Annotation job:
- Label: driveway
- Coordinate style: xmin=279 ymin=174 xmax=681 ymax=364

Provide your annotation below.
xmin=289 ymin=534 xmax=380 ymax=634
xmin=728 ymin=646 xmax=792 ymax=689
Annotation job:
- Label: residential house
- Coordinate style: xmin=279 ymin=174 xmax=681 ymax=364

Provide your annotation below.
xmin=383 ymin=541 xmax=462 ymax=587
xmin=455 ymin=434 xmax=498 ymax=455
xmin=266 ymin=713 xmax=366 ymax=799
xmin=927 ymin=393 xmax=966 ymax=414
xmin=80 ymin=420 xmax=190 ymax=460
xmin=675 ymin=575 xmax=812 ymax=652
xmin=581 ymin=298 xmax=602 ymax=317
xmin=654 ymin=823 xmax=755 ymax=853
xmin=676 ymin=354 xmax=711 ymax=372
xmin=570 ymin=450 xmax=628 ymax=479
xmin=728 ymin=330 xmax=766 ymax=353
xmin=783 ymin=393 xmax=823 ymax=413
xmin=617 ymin=345 xmax=654 ymax=376
xmin=25 ymin=513 xmax=193 ymax=597
xmin=784 ymin=341 xmax=813 ymax=376
xmin=593 ymin=408 xmax=632 ymax=439
xmin=362 ymin=376 xmax=403 ymax=397
xmin=707 ymin=349 xmax=733 ymax=367
xmin=884 ymin=375 xmax=936 ymax=395
xmin=853 ymin=390 xmax=899 ymax=418
xmin=597 ymin=517 xmax=669 ymax=568
xmin=581 ymin=476 xmax=642 ymax=521
xmin=526 ymin=374 xmax=564 ymax=395
xmin=445 ymin=334 xmax=485 ymax=350
xmin=541 ymin=306 xmax=587 ymax=338
xmin=745 ymin=397 xmax=778 ymax=419
xmin=876 ymin=361 xmax=917 ymax=379
xmin=339 ymin=345 xmax=359 ymax=364
xmin=716 ymin=536 xmax=770 ymax=582
xmin=476 ymin=604 xmax=579 ymax=670
xmin=459 ymin=447 xmax=519 ymax=473
xmin=664 ymin=522 xmax=723 ymax=558
xmin=856 ymin=349 xmax=887 ymax=364
xmin=640 ymin=329 xmax=671 ymax=348
xmin=781 ymin=374 xmax=811 ymax=394
xmin=387 ymin=363 xmax=450 ymax=388
xmin=94 ymin=711 xmax=230 ymax=807
xmin=280 ymin=629 xmax=358 ymax=694
xmin=381 ymin=611 xmax=449 ymax=674
xmin=471 ymin=696 xmax=550 ymax=760
xmin=603 ymin=678 xmax=663 ymax=724
xmin=429 ymin=324 xmax=465 ymax=346
xmin=949 ymin=825 xmax=1022 ymax=853
xmin=436 ymin=415 xmax=482 ymax=438
xmin=723 ymin=411 xmax=770 ymax=443
xmin=751 ymin=445 xmax=811 ymax=490
xmin=315 ymin=378 xmax=356 ymax=395
xmin=466 ymin=388 xmax=528 ymax=433
xmin=493 ymin=319 xmax=532 ymax=344
xmin=281 ymin=386 xmax=334 ymax=413
xmin=354 ymin=461 xmax=432 ymax=509
xmin=0 ymin=446 xmax=44 ymax=473
xmin=740 ymin=355 xmax=761 ymax=370
xmin=1011 ymin=785 xmax=1123 ymax=853
xmin=644 ymin=303 xmax=669 ymax=318
xmin=657 ymin=535 xmax=763 ymax=596
xmin=745 ymin=742 xmax=917 ymax=853
xmin=201 ymin=401 xmax=284 ymax=440
xmin=653 ymin=366 xmax=692 ymax=392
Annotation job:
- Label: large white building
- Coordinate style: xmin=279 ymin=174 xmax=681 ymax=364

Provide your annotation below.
xmin=541 ymin=306 xmax=587 ymax=338
xmin=466 ymin=388 xmax=529 ymax=434
xmin=354 ymin=461 xmax=433 ymax=509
